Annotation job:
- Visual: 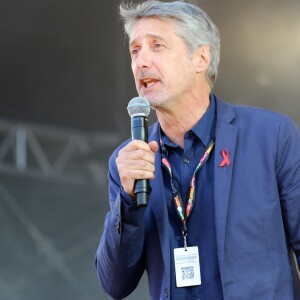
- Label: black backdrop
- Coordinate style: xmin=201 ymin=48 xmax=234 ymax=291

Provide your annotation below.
xmin=1 ymin=0 xmax=299 ymax=134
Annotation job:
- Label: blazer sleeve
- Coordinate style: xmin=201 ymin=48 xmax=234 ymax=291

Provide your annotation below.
xmin=95 ymin=146 xmax=147 ymax=299
xmin=276 ymin=115 xmax=300 ymax=269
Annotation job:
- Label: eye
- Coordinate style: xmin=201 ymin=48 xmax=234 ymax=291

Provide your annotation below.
xmin=154 ymin=43 xmax=162 ymax=49
xmin=131 ymin=48 xmax=139 ymax=56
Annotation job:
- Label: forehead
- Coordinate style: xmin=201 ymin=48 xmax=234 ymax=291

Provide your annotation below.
xmin=129 ymin=17 xmax=178 ymax=45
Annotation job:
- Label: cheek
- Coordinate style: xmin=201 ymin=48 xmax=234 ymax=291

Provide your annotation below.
xmin=163 ymin=63 xmax=183 ymax=82
xmin=131 ymin=61 xmax=137 ymax=74
xmin=131 ymin=67 xmax=139 ymax=84
xmin=131 ymin=64 xmax=135 ymax=76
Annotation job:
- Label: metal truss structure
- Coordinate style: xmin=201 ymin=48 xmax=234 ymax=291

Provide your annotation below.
xmin=0 ymin=118 xmax=121 ymax=300
xmin=0 ymin=118 xmax=119 ymax=186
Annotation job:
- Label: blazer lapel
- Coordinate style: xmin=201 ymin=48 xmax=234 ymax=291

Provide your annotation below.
xmin=149 ymin=124 xmax=170 ymax=281
xmin=214 ymin=98 xmax=238 ymax=272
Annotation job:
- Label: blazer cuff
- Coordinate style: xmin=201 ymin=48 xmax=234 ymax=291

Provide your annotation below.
xmin=120 ymin=186 xmax=137 ymax=207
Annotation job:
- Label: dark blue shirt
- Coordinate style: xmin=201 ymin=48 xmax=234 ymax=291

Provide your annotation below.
xmin=160 ymin=95 xmax=223 ymax=299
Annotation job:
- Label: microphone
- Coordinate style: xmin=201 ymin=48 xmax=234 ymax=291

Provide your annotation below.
xmin=127 ymin=97 xmax=151 ymax=207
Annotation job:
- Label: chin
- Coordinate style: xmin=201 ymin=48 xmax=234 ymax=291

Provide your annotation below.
xmin=137 ymin=90 xmax=172 ymax=108
xmin=155 ymin=95 xmax=174 ymax=107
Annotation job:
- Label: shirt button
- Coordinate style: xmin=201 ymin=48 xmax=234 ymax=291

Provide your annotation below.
xmin=183 ymin=157 xmax=190 ymax=164
xmin=165 ymin=288 xmax=168 ymax=298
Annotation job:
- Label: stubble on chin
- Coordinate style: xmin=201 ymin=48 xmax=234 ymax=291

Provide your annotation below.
xmin=140 ymin=91 xmax=174 ymax=110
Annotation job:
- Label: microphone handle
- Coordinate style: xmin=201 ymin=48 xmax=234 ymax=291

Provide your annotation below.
xmin=131 ymin=116 xmax=150 ymax=207
xmin=134 ymin=180 xmax=150 ymax=207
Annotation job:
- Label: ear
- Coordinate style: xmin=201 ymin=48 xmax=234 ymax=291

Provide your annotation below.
xmin=193 ymin=45 xmax=211 ymax=73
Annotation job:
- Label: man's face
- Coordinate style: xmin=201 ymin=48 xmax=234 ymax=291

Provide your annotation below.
xmin=129 ymin=17 xmax=198 ymax=108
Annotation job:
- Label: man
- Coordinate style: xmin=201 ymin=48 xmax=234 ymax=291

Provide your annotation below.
xmin=95 ymin=1 xmax=300 ymax=299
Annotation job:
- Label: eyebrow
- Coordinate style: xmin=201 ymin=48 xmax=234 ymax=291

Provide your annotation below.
xmin=129 ymin=34 xmax=166 ymax=48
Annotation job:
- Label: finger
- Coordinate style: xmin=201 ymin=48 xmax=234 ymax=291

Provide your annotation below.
xmin=118 ymin=145 xmax=155 ymax=164
xmin=117 ymin=156 xmax=155 ymax=173
xmin=121 ymin=140 xmax=151 ymax=152
xmin=120 ymin=169 xmax=155 ymax=181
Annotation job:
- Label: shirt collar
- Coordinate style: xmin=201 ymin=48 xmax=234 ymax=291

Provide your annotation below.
xmin=192 ymin=93 xmax=216 ymax=146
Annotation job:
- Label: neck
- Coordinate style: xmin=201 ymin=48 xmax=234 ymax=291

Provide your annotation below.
xmin=156 ymin=93 xmax=211 ymax=148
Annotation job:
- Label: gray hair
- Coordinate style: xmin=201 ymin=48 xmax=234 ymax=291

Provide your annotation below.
xmin=119 ymin=0 xmax=220 ymax=87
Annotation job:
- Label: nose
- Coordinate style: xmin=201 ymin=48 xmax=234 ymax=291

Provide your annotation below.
xmin=135 ymin=48 xmax=152 ymax=69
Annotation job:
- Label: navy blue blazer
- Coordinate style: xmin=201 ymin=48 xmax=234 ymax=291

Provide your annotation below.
xmin=96 ymin=96 xmax=300 ymax=299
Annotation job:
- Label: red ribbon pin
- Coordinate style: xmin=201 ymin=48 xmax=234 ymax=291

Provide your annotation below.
xmin=219 ymin=149 xmax=230 ymax=167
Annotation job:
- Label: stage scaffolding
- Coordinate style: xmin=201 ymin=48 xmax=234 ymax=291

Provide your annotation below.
xmin=0 ymin=118 xmax=119 ymax=185
xmin=0 ymin=118 xmax=121 ymax=300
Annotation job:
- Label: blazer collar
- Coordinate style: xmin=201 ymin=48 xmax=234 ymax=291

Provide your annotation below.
xmin=149 ymin=124 xmax=170 ymax=284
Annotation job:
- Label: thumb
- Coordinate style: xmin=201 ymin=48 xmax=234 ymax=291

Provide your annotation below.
xmin=149 ymin=141 xmax=159 ymax=153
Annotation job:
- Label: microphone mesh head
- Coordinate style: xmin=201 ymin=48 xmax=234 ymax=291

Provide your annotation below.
xmin=127 ymin=97 xmax=151 ymax=118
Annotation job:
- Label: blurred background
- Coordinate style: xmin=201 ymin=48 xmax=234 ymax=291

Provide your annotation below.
xmin=0 ymin=0 xmax=299 ymax=299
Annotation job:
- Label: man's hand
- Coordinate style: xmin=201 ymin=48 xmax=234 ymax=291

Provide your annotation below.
xmin=116 ymin=140 xmax=159 ymax=199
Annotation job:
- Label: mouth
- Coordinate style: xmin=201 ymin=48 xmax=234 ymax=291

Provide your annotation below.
xmin=139 ymin=78 xmax=159 ymax=89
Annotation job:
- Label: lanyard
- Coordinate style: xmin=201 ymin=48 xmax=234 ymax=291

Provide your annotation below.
xmin=161 ymin=138 xmax=215 ymax=249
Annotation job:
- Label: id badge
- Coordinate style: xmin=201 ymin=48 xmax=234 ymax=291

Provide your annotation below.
xmin=174 ymin=246 xmax=201 ymax=287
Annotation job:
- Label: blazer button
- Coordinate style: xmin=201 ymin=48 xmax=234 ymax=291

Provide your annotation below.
xmin=165 ymin=288 xmax=168 ymax=298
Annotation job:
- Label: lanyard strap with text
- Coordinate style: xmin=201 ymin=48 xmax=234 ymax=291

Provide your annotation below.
xmin=161 ymin=139 xmax=215 ymax=249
